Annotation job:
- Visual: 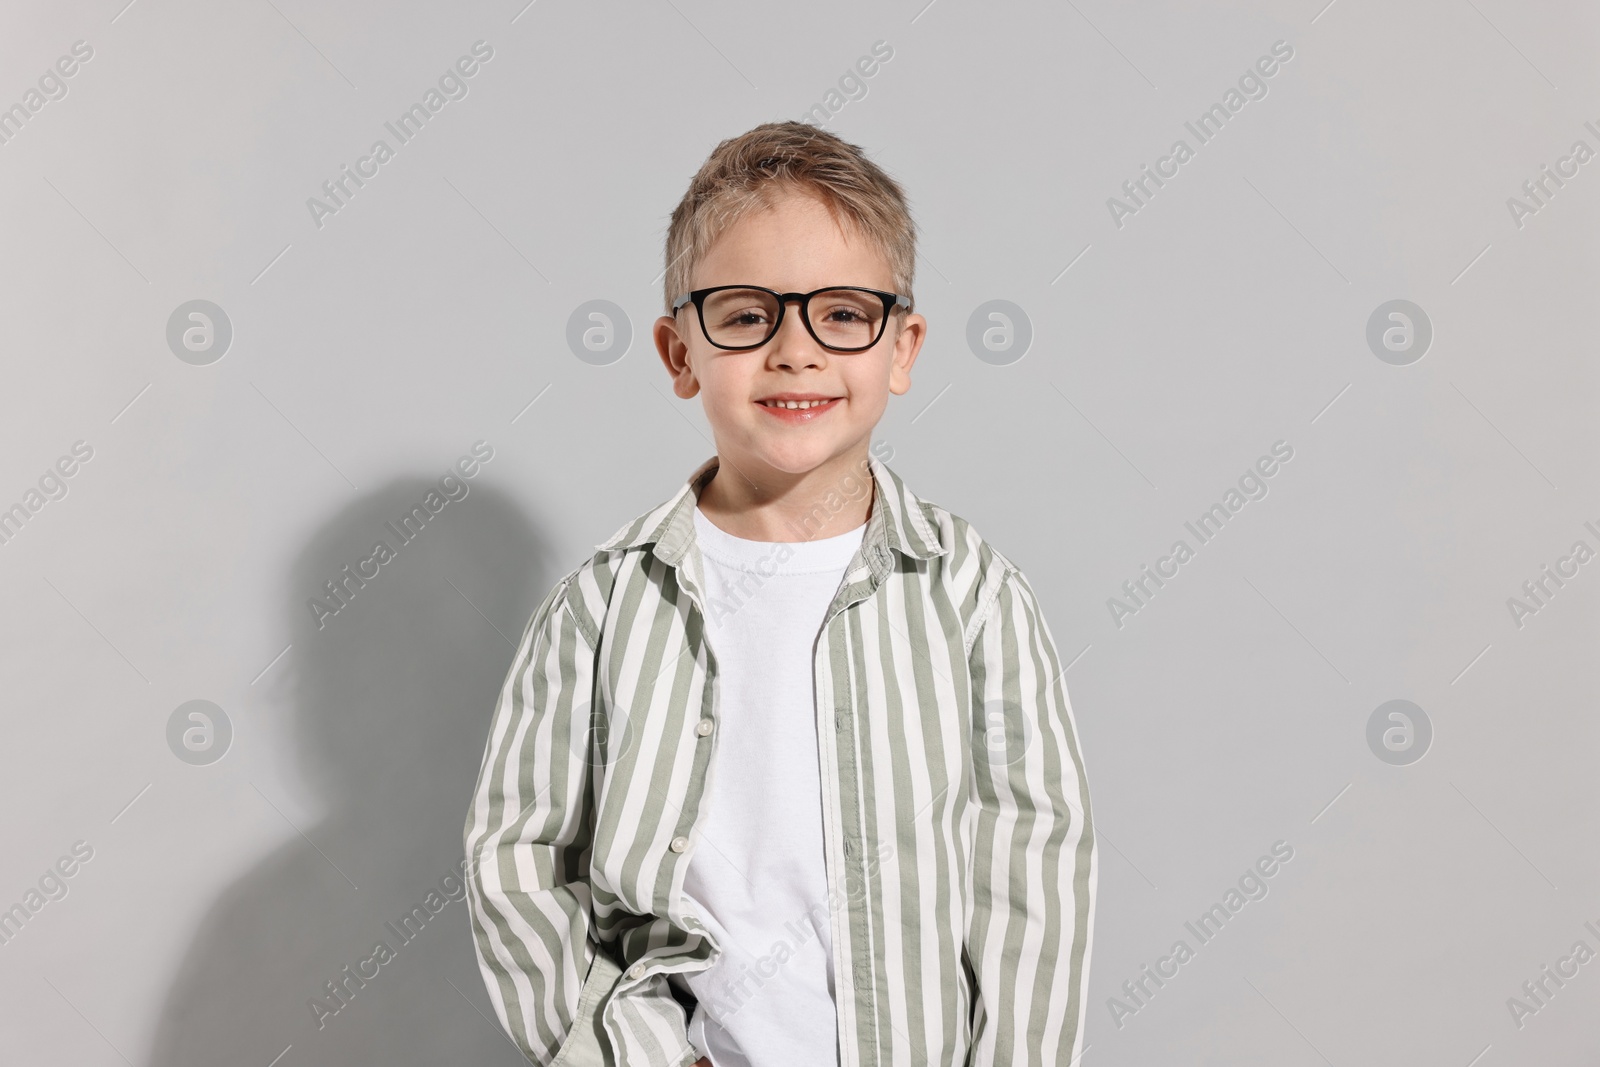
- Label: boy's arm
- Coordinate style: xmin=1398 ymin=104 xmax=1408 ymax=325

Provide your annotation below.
xmin=463 ymin=572 xmax=604 ymax=1065
xmin=964 ymin=565 xmax=1097 ymax=1067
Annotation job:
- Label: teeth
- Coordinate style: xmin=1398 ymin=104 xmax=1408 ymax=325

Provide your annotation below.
xmin=762 ymin=399 xmax=832 ymax=409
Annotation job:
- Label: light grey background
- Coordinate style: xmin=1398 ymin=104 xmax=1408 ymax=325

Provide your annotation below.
xmin=1 ymin=0 xmax=1595 ymax=1064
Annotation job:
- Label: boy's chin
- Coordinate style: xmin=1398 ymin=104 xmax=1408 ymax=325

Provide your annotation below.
xmin=737 ymin=440 xmax=863 ymax=478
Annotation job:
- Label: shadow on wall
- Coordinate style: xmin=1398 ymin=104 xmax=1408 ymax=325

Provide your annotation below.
xmin=145 ymin=477 xmax=557 ymax=1066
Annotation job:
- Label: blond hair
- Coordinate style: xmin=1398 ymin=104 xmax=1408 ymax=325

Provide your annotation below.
xmin=662 ymin=121 xmax=918 ymax=315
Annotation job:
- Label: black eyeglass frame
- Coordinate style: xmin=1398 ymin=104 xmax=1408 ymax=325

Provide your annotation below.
xmin=671 ymin=284 xmax=912 ymax=353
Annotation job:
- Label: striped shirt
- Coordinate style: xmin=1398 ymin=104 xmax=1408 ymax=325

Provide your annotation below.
xmin=463 ymin=452 xmax=1097 ymax=1067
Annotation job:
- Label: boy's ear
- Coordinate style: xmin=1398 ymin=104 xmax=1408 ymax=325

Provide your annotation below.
xmin=654 ymin=314 xmax=701 ymax=398
xmin=887 ymin=311 xmax=927 ymax=396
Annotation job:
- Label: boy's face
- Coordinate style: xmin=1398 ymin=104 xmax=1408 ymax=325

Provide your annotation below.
xmin=654 ymin=190 xmax=926 ymax=484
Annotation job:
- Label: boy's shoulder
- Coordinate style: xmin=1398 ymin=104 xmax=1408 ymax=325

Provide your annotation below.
xmin=544 ymin=452 xmax=1024 ymax=645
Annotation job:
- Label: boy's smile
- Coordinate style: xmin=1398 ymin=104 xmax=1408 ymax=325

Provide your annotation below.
xmin=753 ymin=393 xmax=841 ymax=421
xmin=654 ymin=190 xmax=927 ymax=540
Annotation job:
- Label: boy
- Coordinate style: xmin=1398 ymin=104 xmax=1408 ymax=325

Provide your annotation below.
xmin=463 ymin=121 xmax=1095 ymax=1067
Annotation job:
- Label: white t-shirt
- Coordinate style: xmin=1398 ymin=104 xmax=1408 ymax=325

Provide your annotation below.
xmin=670 ymin=504 xmax=866 ymax=1067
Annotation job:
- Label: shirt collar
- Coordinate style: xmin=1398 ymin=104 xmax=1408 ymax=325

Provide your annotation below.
xmin=594 ymin=452 xmax=949 ymax=579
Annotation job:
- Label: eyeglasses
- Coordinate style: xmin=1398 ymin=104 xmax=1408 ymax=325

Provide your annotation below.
xmin=671 ymin=285 xmax=911 ymax=353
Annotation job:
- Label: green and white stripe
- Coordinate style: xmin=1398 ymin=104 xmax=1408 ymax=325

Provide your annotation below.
xmin=464 ymin=453 xmax=1096 ymax=1067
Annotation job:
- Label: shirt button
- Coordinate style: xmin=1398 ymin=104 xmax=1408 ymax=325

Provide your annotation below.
xmin=628 ymin=963 xmax=645 ymax=979
xmin=670 ymin=835 xmax=689 ymax=853
xmin=695 ymin=718 xmax=714 ymax=737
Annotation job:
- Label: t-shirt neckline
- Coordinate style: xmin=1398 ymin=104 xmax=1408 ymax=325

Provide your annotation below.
xmin=692 ymin=504 xmax=865 ymax=574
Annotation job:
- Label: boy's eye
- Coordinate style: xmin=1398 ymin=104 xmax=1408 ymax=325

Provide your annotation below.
xmin=718 ymin=307 xmax=772 ymax=327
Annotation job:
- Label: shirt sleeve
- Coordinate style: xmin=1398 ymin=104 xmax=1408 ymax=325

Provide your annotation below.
xmin=463 ymin=571 xmax=603 ymax=1065
xmin=964 ymin=564 xmax=1098 ymax=1066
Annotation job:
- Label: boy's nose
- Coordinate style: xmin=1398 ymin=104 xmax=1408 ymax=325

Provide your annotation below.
xmin=766 ymin=310 xmax=825 ymax=367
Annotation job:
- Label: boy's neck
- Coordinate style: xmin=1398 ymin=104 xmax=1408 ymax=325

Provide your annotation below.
xmin=695 ymin=447 xmax=875 ymax=544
